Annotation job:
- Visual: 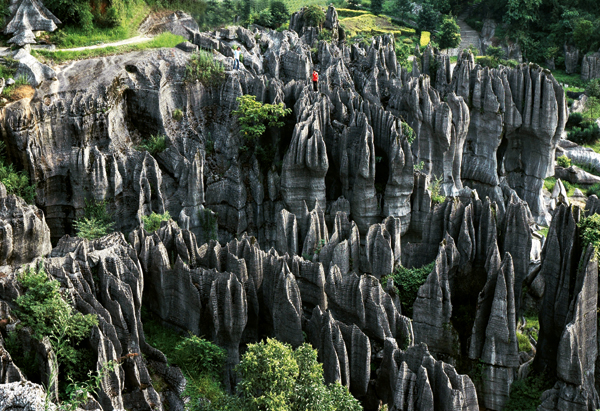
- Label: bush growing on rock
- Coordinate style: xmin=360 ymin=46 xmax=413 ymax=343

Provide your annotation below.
xmin=138 ymin=134 xmax=167 ymax=155
xmin=578 ymin=213 xmax=600 ymax=252
xmin=73 ymin=199 xmax=114 ymax=240
xmin=567 ymin=122 xmax=600 ymax=145
xmin=0 ymin=141 xmax=36 ymax=204
xmin=437 ymin=15 xmax=461 ymax=50
xmin=142 ymin=211 xmax=172 ymax=232
xmin=566 ymin=112 xmax=583 ymax=129
xmin=556 ymin=155 xmax=571 ymax=168
xmin=303 ymin=5 xmax=325 ymax=28
xmin=14 ymin=262 xmax=98 ymax=391
xmin=185 ymin=50 xmax=225 ymax=87
xmin=383 ymin=261 xmax=435 ymax=317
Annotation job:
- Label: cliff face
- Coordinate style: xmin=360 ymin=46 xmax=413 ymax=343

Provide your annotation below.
xmin=0 ymin=6 xmax=589 ymax=411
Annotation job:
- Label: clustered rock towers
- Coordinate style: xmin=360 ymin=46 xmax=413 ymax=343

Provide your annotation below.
xmin=0 ymin=5 xmax=596 ymax=411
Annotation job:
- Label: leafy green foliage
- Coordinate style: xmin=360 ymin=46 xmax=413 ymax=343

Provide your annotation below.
xmin=402 ymin=121 xmax=415 ymax=144
xmin=486 ymin=45 xmax=505 ymax=60
xmin=587 ymin=79 xmax=600 ymax=99
xmin=517 ymin=332 xmax=531 ymax=352
xmin=544 ymin=176 xmax=556 ymax=192
xmin=142 ymin=211 xmax=171 ymax=232
xmin=573 ymin=19 xmax=594 ymax=52
xmin=303 ymin=5 xmax=325 ymax=27
xmin=567 ymin=112 xmax=584 ymax=129
xmin=567 ymin=122 xmax=600 ymax=145
xmin=270 ymin=1 xmax=290 ymax=27
xmin=382 ymin=261 xmax=435 ymax=317
xmin=59 ymin=359 xmax=120 ymax=411
xmin=417 ymin=1 xmax=439 ymax=31
xmin=138 ymin=134 xmax=167 ymax=155
xmin=185 ymin=50 xmax=225 ymax=87
xmin=233 ymin=95 xmax=290 ymax=167
xmin=15 ymin=262 xmax=98 ymax=391
xmin=438 ymin=15 xmax=461 ymax=50
xmin=504 ymin=372 xmax=554 ymax=411
xmin=429 ymin=176 xmax=445 ymax=204
xmin=237 ymin=339 xmax=362 ymax=411
xmin=370 ymin=0 xmax=382 ymax=15
xmin=172 ymin=335 xmax=227 ymax=378
xmin=556 ymin=155 xmax=572 ymax=168
xmin=588 ymin=183 xmax=600 ymax=198
xmin=0 ymin=141 xmax=36 ymax=204
xmin=73 ymin=199 xmax=114 ymax=240
xmin=173 ymin=108 xmax=184 ymax=121
xmin=578 ymin=213 xmax=600 ymax=252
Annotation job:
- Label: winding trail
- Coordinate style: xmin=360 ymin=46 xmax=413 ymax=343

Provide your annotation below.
xmin=52 ymin=35 xmax=154 ymax=52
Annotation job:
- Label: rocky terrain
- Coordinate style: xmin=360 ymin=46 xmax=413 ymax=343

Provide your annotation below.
xmin=0 ymin=5 xmax=597 ymax=411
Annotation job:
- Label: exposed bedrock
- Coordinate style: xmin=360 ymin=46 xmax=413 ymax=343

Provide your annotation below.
xmin=533 ymin=204 xmax=600 ymax=411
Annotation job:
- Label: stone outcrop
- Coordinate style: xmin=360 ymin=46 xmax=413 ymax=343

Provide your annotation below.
xmin=582 ymin=51 xmax=600 ymax=82
xmin=4 ymin=0 xmax=60 ymax=46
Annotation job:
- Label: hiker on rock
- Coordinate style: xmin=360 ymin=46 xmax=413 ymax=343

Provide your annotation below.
xmin=312 ymin=69 xmax=319 ymax=91
xmin=234 ymin=46 xmax=241 ymax=70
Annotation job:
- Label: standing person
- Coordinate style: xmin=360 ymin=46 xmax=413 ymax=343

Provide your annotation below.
xmin=312 ymin=69 xmax=319 ymax=91
xmin=233 ymin=46 xmax=241 ymax=70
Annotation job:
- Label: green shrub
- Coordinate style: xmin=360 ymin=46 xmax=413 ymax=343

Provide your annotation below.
xmin=237 ymin=339 xmax=362 ymax=411
xmin=172 ymin=108 xmax=183 ymax=121
xmin=578 ymin=213 xmax=600 ymax=252
xmin=318 ymin=28 xmax=332 ymax=41
xmin=303 ymin=5 xmax=325 ymax=27
xmin=556 ymin=155 xmax=572 ymax=168
xmin=429 ymin=176 xmax=445 ymax=204
xmin=486 ymin=45 xmax=505 ymax=60
xmin=587 ymin=79 xmax=600 ymax=99
xmin=567 ymin=122 xmax=600 ymax=145
xmin=402 ymin=121 xmax=415 ymax=144
xmin=233 ymin=94 xmax=290 ymax=141
xmin=142 ymin=211 xmax=171 ymax=232
xmin=504 ymin=372 xmax=554 ymax=411
xmin=567 ymin=112 xmax=584 ymax=129
xmin=73 ymin=199 xmax=114 ymax=240
xmin=138 ymin=134 xmax=167 ymax=155
xmin=544 ymin=176 xmax=556 ymax=192
xmin=172 ymin=335 xmax=227 ymax=378
xmin=517 ymin=332 xmax=531 ymax=352
xmin=15 ymin=262 xmax=98 ymax=389
xmin=185 ymin=50 xmax=225 ymax=87
xmin=0 ymin=141 xmax=36 ymax=204
xmin=588 ymin=183 xmax=600 ymax=197
xmin=382 ymin=261 xmax=435 ymax=317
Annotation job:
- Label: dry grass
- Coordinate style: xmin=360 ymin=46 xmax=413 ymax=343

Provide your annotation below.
xmin=8 ymin=85 xmax=35 ymax=101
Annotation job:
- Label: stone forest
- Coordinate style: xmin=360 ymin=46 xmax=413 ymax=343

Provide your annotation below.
xmin=0 ymin=0 xmax=600 ymax=409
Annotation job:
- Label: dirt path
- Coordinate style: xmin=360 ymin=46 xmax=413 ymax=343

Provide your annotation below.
xmin=54 ymin=35 xmax=154 ymax=52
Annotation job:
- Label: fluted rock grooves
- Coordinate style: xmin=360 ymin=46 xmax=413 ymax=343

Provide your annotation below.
xmin=0 ymin=5 xmax=596 ymax=411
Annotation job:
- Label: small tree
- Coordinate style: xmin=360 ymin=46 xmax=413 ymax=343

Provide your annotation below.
xmin=236 ymin=339 xmax=361 ymax=411
xmin=371 ymin=0 xmax=383 ymax=15
xmin=233 ymin=95 xmax=291 ymax=142
xmin=486 ymin=45 xmax=506 ymax=60
xmin=438 ymin=15 xmax=461 ymax=50
xmin=270 ymin=1 xmax=289 ymax=27
xmin=303 ymin=5 xmax=325 ymax=28
xmin=417 ymin=1 xmax=439 ymax=32
xmin=393 ymin=0 xmax=413 ymax=20
xmin=573 ymin=19 xmax=594 ymax=52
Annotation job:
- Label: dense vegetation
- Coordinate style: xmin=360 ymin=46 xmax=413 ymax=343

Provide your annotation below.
xmin=10 ymin=262 xmax=101 ymax=404
xmin=0 ymin=141 xmax=36 ymax=204
xmin=74 ymin=199 xmax=115 ymax=240
xmin=144 ymin=315 xmax=361 ymax=411
xmin=383 ymin=261 xmax=436 ymax=317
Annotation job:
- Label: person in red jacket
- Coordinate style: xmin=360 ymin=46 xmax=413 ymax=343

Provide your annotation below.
xmin=312 ymin=70 xmax=319 ymax=91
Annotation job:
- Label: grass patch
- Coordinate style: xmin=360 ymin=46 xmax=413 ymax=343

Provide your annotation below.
xmin=47 ymin=1 xmax=150 ymax=48
xmin=551 ymin=69 xmax=587 ymax=91
xmin=543 ymin=177 xmax=556 ymax=192
xmin=32 ymin=32 xmax=185 ymax=64
xmin=185 ymin=50 xmax=225 ymax=87
xmin=537 ymin=227 xmax=549 ymax=237
xmin=339 ymin=13 xmax=414 ymax=38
